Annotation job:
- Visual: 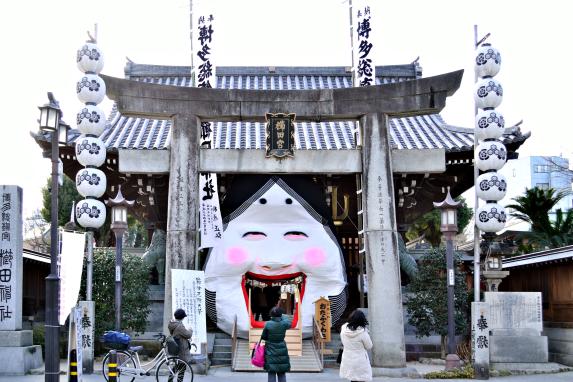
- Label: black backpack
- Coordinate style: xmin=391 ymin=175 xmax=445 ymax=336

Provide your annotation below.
xmin=166 ymin=336 xmax=180 ymax=355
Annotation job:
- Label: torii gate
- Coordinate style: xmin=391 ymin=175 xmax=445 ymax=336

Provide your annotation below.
xmin=103 ymin=69 xmax=463 ymax=368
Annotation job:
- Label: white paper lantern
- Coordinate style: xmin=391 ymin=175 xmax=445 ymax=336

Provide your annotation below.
xmin=76 ymin=104 xmax=106 ymax=136
xmin=474 ymin=78 xmax=503 ymax=109
xmin=77 ymin=74 xmax=106 ymax=104
xmin=475 ymin=109 xmax=505 ymax=141
xmin=476 ymin=203 xmax=506 ymax=233
xmin=475 ymin=43 xmax=501 ymax=78
xmin=76 ymin=168 xmax=107 ymax=198
xmin=476 ymin=140 xmax=507 ymax=171
xmin=75 ymin=136 xmax=106 ymax=167
xmin=76 ymin=198 xmax=107 ymax=229
xmin=76 ymin=43 xmax=104 ymax=74
xmin=476 ymin=172 xmax=507 ymax=201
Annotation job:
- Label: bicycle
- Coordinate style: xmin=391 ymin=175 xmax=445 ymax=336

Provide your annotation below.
xmin=102 ymin=333 xmax=194 ymax=382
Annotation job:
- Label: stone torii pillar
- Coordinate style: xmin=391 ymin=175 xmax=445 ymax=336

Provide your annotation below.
xmin=103 ymin=70 xmax=463 ymax=367
xmin=361 ymin=113 xmax=404 ymax=367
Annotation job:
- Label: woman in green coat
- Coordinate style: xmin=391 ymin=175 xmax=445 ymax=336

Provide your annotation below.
xmin=261 ymin=307 xmax=292 ymax=382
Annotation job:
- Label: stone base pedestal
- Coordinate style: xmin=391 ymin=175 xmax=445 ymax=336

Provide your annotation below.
xmin=0 ymin=331 xmax=43 ymax=375
xmin=490 ymin=335 xmax=548 ymax=363
xmin=372 ymin=366 xmax=420 ymax=378
xmin=147 ymin=285 xmax=165 ymax=332
xmin=445 ymin=353 xmax=461 ymax=369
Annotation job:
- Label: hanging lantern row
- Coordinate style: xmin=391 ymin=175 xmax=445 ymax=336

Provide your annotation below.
xmin=75 ymin=41 xmax=107 ymax=229
xmin=474 ymin=43 xmax=507 ymax=233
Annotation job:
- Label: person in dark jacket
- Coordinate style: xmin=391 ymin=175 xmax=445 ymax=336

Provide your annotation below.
xmin=167 ymin=308 xmax=193 ymax=382
xmin=261 ymin=306 xmax=292 ymax=382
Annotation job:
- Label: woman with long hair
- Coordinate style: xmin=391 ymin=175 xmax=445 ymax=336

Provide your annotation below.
xmin=261 ymin=306 xmax=292 ymax=382
xmin=339 ymin=309 xmax=373 ymax=382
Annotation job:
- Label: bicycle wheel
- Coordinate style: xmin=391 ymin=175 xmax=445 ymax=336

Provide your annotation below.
xmin=155 ymin=357 xmax=193 ymax=382
xmin=102 ymin=350 xmax=136 ymax=382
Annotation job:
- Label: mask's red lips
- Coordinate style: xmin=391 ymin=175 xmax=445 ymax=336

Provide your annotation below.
xmin=242 ymin=272 xmax=306 ymax=329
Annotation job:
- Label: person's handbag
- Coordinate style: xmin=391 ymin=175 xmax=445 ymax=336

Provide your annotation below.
xmin=336 ymin=347 xmax=343 ymax=364
xmin=250 ymin=338 xmax=265 ymax=368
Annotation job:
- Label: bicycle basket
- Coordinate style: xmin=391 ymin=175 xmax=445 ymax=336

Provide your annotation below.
xmin=102 ymin=331 xmax=131 ymax=350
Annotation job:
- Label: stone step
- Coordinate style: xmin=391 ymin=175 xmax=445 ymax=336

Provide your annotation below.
xmin=214 ymin=338 xmax=232 ymax=346
xmin=213 ymin=344 xmax=232 ymax=352
xmin=233 ymin=340 xmax=322 ymax=372
xmin=215 ymin=332 xmax=232 ymax=339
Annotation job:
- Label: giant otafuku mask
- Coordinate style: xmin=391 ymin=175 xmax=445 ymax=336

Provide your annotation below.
xmin=204 ymin=176 xmax=347 ymax=338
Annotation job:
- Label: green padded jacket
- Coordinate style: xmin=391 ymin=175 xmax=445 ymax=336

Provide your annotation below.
xmin=261 ymin=315 xmax=292 ymax=373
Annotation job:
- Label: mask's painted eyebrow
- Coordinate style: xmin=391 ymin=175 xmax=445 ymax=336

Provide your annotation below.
xmin=284 ymin=231 xmax=308 ymax=237
xmin=242 ymin=231 xmax=267 ymax=238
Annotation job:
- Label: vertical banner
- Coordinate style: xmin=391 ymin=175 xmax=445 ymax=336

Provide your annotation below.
xmin=0 ymin=185 xmax=22 ymax=331
xmin=194 ymin=5 xmax=223 ymax=249
xmin=59 ymin=231 xmax=86 ymax=324
xmin=172 ymin=269 xmax=207 ymax=355
xmin=199 ymin=173 xmax=223 ymax=249
xmin=78 ymin=300 xmax=95 ymax=373
xmin=471 ymin=302 xmax=490 ymax=379
xmin=353 ymin=0 xmax=375 ymax=87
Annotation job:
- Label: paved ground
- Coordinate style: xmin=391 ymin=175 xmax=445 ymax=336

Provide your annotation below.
xmin=2 ymin=362 xmax=573 ymax=381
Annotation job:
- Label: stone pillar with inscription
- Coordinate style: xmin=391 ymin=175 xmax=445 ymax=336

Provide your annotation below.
xmin=472 ymin=302 xmax=490 ymax=380
xmin=162 ymin=115 xmax=199 ymax=332
xmin=0 ymin=186 xmax=42 ymax=375
xmin=360 ymin=114 xmax=406 ymax=368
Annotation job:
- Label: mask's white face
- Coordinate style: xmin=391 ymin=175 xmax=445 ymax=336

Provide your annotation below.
xmin=205 ymin=183 xmax=346 ymax=337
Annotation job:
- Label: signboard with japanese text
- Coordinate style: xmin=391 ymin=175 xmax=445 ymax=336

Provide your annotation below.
xmin=0 ymin=185 xmax=22 ymax=331
xmin=67 ymin=305 xmax=84 ymax=381
xmin=265 ymin=113 xmax=296 ymax=159
xmin=199 ymin=173 xmax=223 ymax=249
xmin=314 ymin=296 xmax=331 ymax=342
xmin=471 ymin=302 xmax=490 ymax=379
xmin=172 ymin=269 xmax=207 ymax=355
xmin=78 ymin=301 xmax=94 ymax=373
xmin=59 ymin=231 xmax=86 ymax=324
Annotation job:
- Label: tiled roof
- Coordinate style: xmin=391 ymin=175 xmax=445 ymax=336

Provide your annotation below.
xmin=71 ymin=64 xmax=528 ymax=152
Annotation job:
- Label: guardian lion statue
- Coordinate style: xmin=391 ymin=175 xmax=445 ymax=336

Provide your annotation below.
xmin=142 ymin=228 xmax=166 ymax=285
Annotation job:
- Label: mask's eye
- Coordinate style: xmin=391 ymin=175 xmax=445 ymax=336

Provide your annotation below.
xmin=284 ymin=231 xmax=308 ymax=241
xmin=242 ymin=231 xmax=267 ymax=241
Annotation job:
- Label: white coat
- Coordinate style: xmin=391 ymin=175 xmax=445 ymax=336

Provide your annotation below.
xmin=339 ymin=323 xmax=373 ymax=381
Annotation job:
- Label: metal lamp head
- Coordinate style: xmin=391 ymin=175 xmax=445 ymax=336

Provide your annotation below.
xmin=38 ymin=97 xmax=61 ymax=131
xmin=433 ymin=188 xmax=461 ymax=233
xmin=106 ymin=185 xmax=135 ymax=230
xmin=58 ymin=121 xmax=70 ymax=146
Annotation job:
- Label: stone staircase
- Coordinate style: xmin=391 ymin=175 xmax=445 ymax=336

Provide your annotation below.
xmin=322 ymin=332 xmax=342 ymax=368
xmin=211 ymin=331 xmax=233 ymax=366
xmin=232 ymin=339 xmax=323 ymax=372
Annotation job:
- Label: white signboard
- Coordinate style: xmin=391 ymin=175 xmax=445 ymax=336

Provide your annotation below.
xmin=78 ymin=301 xmax=94 ymax=373
xmin=0 ymin=185 xmax=22 ymax=331
xmin=74 ymin=306 xmax=83 ymax=380
xmin=59 ymin=231 xmax=86 ymax=325
xmin=199 ymin=173 xmax=223 ymax=249
xmin=471 ymin=302 xmax=490 ymax=379
xmin=172 ymin=269 xmax=207 ymax=355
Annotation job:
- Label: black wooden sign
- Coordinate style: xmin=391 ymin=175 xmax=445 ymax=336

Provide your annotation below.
xmin=265 ymin=113 xmax=295 ymax=158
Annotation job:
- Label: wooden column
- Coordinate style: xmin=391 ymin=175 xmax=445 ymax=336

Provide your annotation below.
xmin=360 ymin=113 xmax=406 ymax=367
xmin=162 ymin=114 xmax=200 ymax=331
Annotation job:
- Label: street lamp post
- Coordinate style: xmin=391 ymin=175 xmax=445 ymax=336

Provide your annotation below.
xmin=38 ymin=93 xmax=69 ymax=382
xmin=106 ymin=186 xmax=134 ymax=331
xmin=434 ymin=189 xmax=461 ymax=370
